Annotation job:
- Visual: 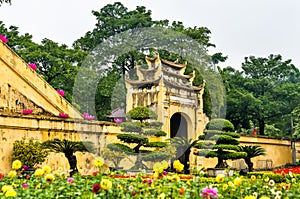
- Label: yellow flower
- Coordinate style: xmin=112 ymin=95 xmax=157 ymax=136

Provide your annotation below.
xmin=12 ymin=160 xmax=22 ymax=170
xmin=222 ymin=184 xmax=228 ymax=191
xmin=2 ymin=185 xmax=13 ymax=193
xmin=216 ymin=174 xmax=225 ymax=183
xmin=34 ymin=169 xmax=44 ymax=177
xmin=228 ymin=181 xmax=234 ymax=187
xmin=264 ymin=177 xmax=269 ymax=182
xmin=94 ymin=157 xmax=104 ymax=168
xmin=153 ymin=162 xmax=164 ymax=174
xmin=251 ymin=175 xmax=256 ymax=181
xmin=158 ymin=193 xmax=166 ymax=199
xmin=259 ymin=197 xmax=270 ymax=199
xmin=45 ymin=174 xmax=55 ymax=183
xmin=5 ymin=188 xmax=16 ymax=197
xmin=234 ymin=177 xmax=242 ymax=186
xmin=100 ymin=179 xmax=112 ymax=190
xmin=173 ymin=160 xmax=184 ymax=172
xmin=161 ymin=160 xmax=169 ymax=170
xmin=244 ymin=196 xmax=256 ymax=199
xmin=42 ymin=166 xmax=52 ymax=174
xmin=153 ymin=172 xmax=159 ymax=179
xmin=7 ymin=171 xmax=17 ymax=178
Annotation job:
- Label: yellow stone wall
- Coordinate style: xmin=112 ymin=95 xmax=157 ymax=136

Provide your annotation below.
xmin=0 ymin=42 xmax=82 ymax=118
xmin=193 ymin=135 xmax=293 ymax=170
xmin=0 ymin=113 xmax=120 ymax=174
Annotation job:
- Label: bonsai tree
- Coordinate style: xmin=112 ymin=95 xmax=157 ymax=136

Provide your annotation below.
xmin=195 ymin=118 xmax=247 ymax=168
xmin=237 ymin=145 xmax=266 ymax=171
xmin=126 ymin=106 xmax=158 ymax=123
xmin=12 ymin=138 xmax=48 ymax=168
xmin=42 ymin=139 xmax=94 ymax=176
xmin=169 ymin=137 xmax=201 ymax=174
xmin=109 ymin=106 xmax=171 ymax=170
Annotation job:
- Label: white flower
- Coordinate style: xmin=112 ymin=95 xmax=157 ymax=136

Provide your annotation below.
xmin=128 ymin=185 xmax=134 ymax=191
xmin=268 ymin=179 xmax=275 ymax=187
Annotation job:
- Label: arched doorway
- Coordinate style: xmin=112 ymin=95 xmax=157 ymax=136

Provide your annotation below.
xmin=170 ymin=113 xmax=189 ymax=173
xmin=170 ymin=113 xmax=187 ymax=138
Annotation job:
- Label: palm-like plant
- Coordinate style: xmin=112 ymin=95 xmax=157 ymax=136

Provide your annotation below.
xmin=237 ymin=145 xmax=266 ymax=172
xmin=169 ymin=137 xmax=201 ymax=174
xmin=42 ymin=139 xmax=94 ymax=176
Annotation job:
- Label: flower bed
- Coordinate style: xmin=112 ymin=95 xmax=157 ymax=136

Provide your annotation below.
xmin=2 ymin=160 xmax=300 ymax=198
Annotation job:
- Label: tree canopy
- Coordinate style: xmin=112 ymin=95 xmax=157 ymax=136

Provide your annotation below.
xmin=221 ymin=54 xmax=300 ymax=135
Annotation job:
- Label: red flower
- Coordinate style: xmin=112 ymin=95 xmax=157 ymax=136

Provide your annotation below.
xmin=132 ymin=191 xmax=137 ymax=196
xmin=0 ymin=173 xmax=3 ymax=179
xmin=92 ymin=171 xmax=98 ymax=176
xmin=92 ymin=184 xmax=101 ymax=194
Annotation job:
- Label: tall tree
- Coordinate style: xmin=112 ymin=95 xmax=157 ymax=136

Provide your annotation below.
xmin=73 ymin=2 xmax=225 ymax=119
xmin=222 ymin=55 xmax=300 ymax=135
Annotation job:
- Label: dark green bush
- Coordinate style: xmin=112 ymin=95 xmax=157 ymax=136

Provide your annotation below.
xmin=205 ymin=118 xmax=235 ymax=132
xmin=120 ymin=122 xmax=143 ymax=132
xmin=142 ymin=152 xmax=172 ymax=162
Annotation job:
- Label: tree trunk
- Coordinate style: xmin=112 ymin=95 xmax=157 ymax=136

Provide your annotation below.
xmin=215 ymin=158 xmax=226 ymax=168
xmin=66 ymin=154 xmax=78 ymax=176
xmin=245 ymin=158 xmax=254 ymax=172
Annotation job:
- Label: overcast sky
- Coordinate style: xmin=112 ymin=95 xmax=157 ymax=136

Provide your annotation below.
xmin=1 ymin=0 xmax=300 ymax=69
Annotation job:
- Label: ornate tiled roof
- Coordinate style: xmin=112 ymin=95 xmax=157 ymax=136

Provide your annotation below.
xmin=106 ymin=107 xmax=126 ymax=118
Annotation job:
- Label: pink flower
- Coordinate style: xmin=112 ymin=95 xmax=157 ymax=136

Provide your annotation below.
xmin=57 ymin=90 xmax=65 ymax=97
xmin=82 ymin=112 xmax=95 ymax=120
xmin=28 ymin=63 xmax=37 ymax=71
xmin=0 ymin=35 xmax=8 ymax=43
xmin=22 ymin=109 xmax=33 ymax=115
xmin=67 ymin=177 xmax=74 ymax=183
xmin=200 ymin=186 xmax=218 ymax=198
xmin=114 ymin=118 xmax=123 ymax=124
xmin=59 ymin=113 xmax=69 ymax=118
xmin=22 ymin=183 xmax=28 ymax=188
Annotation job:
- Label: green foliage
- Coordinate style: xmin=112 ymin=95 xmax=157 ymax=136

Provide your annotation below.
xmin=117 ymin=134 xmax=148 ymax=144
xmin=221 ymin=54 xmax=300 ymax=135
xmin=196 ymin=119 xmax=246 ymax=168
xmin=147 ymin=121 xmax=164 ymax=129
xmin=107 ymin=143 xmax=134 ymax=154
xmin=262 ymin=173 xmax=286 ymax=183
xmin=120 ymin=122 xmax=143 ymax=132
xmin=144 ymin=130 xmax=167 ymax=137
xmin=126 ymin=106 xmax=158 ymax=122
xmin=12 ymin=138 xmax=48 ymax=168
xmin=205 ymin=118 xmax=235 ymax=132
xmin=42 ymin=139 xmax=94 ymax=175
xmin=144 ymin=142 xmax=168 ymax=148
xmin=142 ymin=152 xmax=172 ymax=162
xmin=237 ymin=145 xmax=266 ymax=172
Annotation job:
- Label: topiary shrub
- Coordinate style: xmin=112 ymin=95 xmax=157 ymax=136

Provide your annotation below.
xmin=205 ymin=118 xmax=235 ymax=132
xmin=12 ymin=138 xmax=48 ymax=168
xmin=195 ymin=118 xmax=247 ymax=168
xmin=109 ymin=106 xmax=169 ymax=170
xmin=126 ymin=106 xmax=158 ymax=122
